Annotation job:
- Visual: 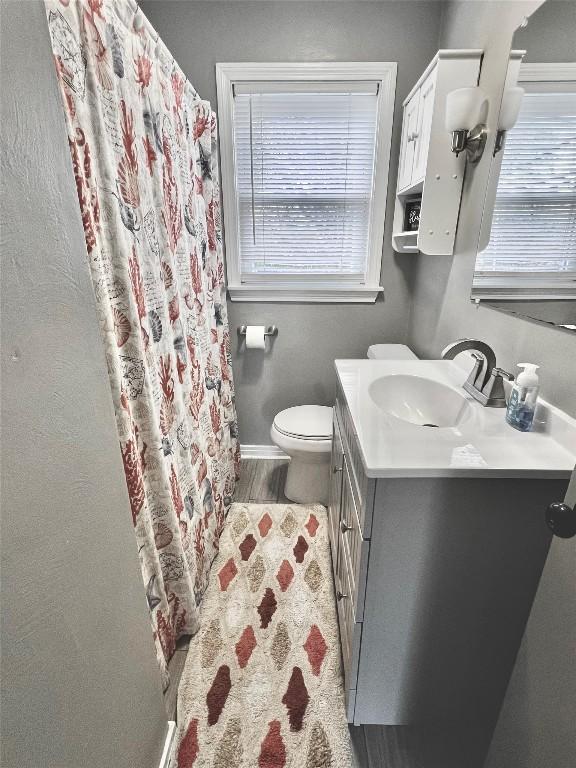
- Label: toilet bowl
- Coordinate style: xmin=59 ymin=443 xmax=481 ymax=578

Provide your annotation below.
xmin=270 ymin=345 xmax=418 ymax=505
xmin=270 ymin=405 xmax=333 ymax=505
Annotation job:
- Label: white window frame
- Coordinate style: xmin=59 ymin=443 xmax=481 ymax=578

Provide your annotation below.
xmin=216 ymin=62 xmax=397 ymax=302
xmin=473 ymin=62 xmax=576 ymax=301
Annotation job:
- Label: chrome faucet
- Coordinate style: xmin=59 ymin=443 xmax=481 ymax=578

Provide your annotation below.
xmin=441 ymin=339 xmax=513 ymax=407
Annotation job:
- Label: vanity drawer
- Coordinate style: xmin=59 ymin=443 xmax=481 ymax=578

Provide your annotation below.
xmin=328 ymin=410 xmax=345 ymax=573
xmin=335 ymin=541 xmax=362 ymax=702
xmin=340 ymin=461 xmax=369 ymax=621
xmin=334 ymin=387 xmax=375 ymax=537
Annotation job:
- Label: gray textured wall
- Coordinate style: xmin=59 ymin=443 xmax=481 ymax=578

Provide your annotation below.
xmin=515 ymin=0 xmax=576 ymax=63
xmin=142 ymin=0 xmax=444 ymax=444
xmin=485 ymin=474 xmax=576 ymax=768
xmin=407 ymin=0 xmax=576 ymax=419
xmin=0 ymin=2 xmax=167 ymax=766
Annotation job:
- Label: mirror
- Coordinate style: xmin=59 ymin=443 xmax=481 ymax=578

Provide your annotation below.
xmin=472 ymin=0 xmax=576 ymax=332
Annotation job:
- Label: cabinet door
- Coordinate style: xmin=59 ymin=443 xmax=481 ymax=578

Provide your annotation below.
xmin=397 ymin=90 xmax=420 ymax=192
xmin=328 ymin=412 xmax=344 ymax=572
xmin=335 ymin=535 xmax=362 ymax=720
xmin=339 ymin=461 xmax=369 ymax=621
xmin=412 ymin=70 xmax=436 ymax=184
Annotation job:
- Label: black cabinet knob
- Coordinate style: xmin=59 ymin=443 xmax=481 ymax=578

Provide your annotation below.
xmin=545 ymin=502 xmax=576 ymax=539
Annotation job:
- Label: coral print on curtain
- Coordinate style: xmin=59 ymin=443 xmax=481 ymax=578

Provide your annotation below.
xmin=45 ymin=0 xmax=240 ymax=687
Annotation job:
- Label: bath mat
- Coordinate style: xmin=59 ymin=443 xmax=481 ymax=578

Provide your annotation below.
xmin=174 ymin=503 xmax=353 ymax=767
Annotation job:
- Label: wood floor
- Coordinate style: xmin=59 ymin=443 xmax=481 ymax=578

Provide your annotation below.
xmin=232 ymin=458 xmax=291 ymax=504
xmin=163 ymin=460 xmax=289 ymax=721
xmin=164 ymin=635 xmax=191 ymax=722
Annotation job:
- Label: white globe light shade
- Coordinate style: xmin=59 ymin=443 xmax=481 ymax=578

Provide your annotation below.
xmin=445 ymin=87 xmax=485 ymax=131
xmin=499 ymin=87 xmax=525 ymax=130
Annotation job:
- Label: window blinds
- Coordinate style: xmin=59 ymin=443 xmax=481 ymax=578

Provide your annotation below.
xmin=474 ymin=89 xmax=576 ymax=298
xmin=232 ymin=84 xmax=378 ymax=281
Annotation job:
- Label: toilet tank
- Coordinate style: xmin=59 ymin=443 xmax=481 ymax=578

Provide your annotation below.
xmin=367 ymin=344 xmax=418 ymax=360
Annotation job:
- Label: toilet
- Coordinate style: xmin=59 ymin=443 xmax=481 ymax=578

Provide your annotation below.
xmin=271 ymin=405 xmax=333 ymax=505
xmin=271 ymin=344 xmax=418 ymax=504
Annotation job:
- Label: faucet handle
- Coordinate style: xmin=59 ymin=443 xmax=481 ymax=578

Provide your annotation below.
xmin=493 ymin=367 xmax=514 ymax=381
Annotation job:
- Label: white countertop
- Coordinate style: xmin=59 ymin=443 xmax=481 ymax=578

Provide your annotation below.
xmin=335 ymin=359 xmax=576 ymax=479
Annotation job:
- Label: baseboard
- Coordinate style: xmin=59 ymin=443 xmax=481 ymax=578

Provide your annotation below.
xmin=241 ymin=444 xmax=289 ymax=460
xmin=158 ymin=720 xmax=176 ymax=768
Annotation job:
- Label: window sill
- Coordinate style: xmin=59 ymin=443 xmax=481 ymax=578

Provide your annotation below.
xmin=227 ymin=284 xmax=383 ymax=303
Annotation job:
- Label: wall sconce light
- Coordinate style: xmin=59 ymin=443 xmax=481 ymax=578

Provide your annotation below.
xmin=445 ymin=87 xmax=487 ymax=164
xmin=494 ymin=86 xmax=525 ymax=154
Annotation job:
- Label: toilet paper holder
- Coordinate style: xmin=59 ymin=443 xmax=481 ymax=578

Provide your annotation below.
xmin=238 ymin=325 xmax=278 ymax=338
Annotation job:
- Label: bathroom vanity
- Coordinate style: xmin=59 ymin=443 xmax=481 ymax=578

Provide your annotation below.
xmin=328 ymin=359 xmax=576 ymax=725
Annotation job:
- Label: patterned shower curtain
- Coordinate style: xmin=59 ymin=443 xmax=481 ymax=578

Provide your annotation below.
xmin=45 ymin=0 xmax=240 ymax=686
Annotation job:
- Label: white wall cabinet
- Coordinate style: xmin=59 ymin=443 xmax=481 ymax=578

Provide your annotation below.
xmin=397 ymin=90 xmax=420 ymax=191
xmin=397 ymin=71 xmax=437 ymax=192
xmin=411 ymin=71 xmax=436 ymax=184
xmin=393 ymin=50 xmax=482 ymax=255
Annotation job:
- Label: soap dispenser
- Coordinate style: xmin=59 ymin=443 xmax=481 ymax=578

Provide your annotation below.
xmin=506 ymin=363 xmax=540 ymax=432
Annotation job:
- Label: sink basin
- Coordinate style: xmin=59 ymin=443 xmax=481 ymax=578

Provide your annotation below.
xmin=336 ymin=359 xmax=576 ymax=477
xmin=368 ymin=374 xmax=473 ymax=428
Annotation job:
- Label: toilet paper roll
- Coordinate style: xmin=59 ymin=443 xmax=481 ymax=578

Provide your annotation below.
xmin=245 ymin=325 xmax=266 ymax=349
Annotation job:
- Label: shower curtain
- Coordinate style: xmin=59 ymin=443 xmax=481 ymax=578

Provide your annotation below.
xmin=45 ymin=0 xmax=240 ymax=686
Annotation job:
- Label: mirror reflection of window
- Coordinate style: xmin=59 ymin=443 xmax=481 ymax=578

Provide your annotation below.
xmin=473 ymin=73 xmax=576 ymax=300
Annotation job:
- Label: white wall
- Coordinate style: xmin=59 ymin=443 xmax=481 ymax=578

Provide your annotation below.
xmin=142 ymin=0 xmax=444 ymax=445
xmin=0 ymin=2 xmax=168 ymax=766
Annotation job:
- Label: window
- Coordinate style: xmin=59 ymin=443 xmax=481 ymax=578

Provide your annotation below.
xmin=216 ymin=63 xmax=397 ymax=301
xmin=473 ymin=64 xmax=576 ymax=300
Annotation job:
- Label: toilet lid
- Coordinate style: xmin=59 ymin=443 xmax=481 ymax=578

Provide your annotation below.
xmin=273 ymin=406 xmax=333 ymax=440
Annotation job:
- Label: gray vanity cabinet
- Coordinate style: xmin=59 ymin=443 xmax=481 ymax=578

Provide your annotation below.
xmin=329 ymin=380 xmax=568 ymax=726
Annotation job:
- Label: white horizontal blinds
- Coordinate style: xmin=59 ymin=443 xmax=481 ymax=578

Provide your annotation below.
xmin=233 ymin=83 xmax=378 ymax=281
xmin=474 ymin=89 xmax=576 ymax=296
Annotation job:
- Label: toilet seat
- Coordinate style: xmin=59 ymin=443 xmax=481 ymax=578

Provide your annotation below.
xmin=273 ymin=405 xmax=333 ymax=441
xmin=270 ymin=426 xmax=331 ymax=457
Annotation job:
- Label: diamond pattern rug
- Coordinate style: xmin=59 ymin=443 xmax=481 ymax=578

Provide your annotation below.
xmin=174 ymin=503 xmax=353 ymax=767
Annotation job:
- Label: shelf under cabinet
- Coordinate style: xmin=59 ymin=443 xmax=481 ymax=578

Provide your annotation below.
xmin=392 ymin=231 xmax=419 ymax=253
